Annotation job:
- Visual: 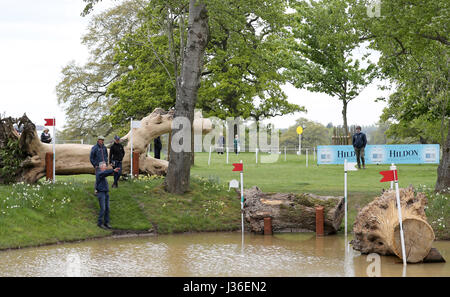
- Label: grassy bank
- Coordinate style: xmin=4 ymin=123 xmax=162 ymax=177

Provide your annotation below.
xmin=0 ymin=151 xmax=448 ymax=250
xmin=0 ymin=175 xmax=241 ymax=250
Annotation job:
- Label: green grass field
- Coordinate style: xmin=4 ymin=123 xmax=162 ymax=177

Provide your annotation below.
xmin=191 ymin=152 xmax=438 ymax=195
xmin=191 ymin=152 xmax=447 ymax=239
xmin=0 ymin=151 xmax=447 ymax=250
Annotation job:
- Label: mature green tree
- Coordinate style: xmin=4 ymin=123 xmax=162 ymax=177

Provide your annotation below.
xmin=198 ymin=0 xmax=303 ymax=121
xmin=57 ymin=0 xmax=144 ymax=139
xmin=74 ymin=0 xmax=303 ymax=133
xmin=287 ymin=0 xmax=377 ymax=139
xmin=351 ymin=0 xmax=449 ymax=191
xmin=108 ymin=0 xmax=303 ymax=127
xmin=78 ymin=0 xmax=303 ymax=193
xmin=165 ymin=0 xmax=209 ymax=194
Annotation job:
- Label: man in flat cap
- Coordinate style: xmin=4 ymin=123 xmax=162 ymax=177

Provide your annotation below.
xmin=90 ymin=136 xmax=108 ymax=194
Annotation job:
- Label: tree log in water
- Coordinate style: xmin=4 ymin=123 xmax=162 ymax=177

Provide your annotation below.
xmin=243 ymin=187 xmax=345 ymax=234
xmin=351 ymin=187 xmax=435 ymax=263
xmin=0 ymin=108 xmax=211 ymax=184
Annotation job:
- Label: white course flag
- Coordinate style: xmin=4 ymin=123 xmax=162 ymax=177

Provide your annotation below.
xmin=345 ymin=162 xmax=358 ymax=171
xmin=228 ymin=179 xmax=239 ymax=191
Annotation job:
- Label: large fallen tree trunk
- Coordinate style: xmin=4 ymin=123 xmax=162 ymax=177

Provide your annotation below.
xmin=0 ymin=108 xmax=211 ymax=184
xmin=351 ymin=187 xmax=435 ymax=263
xmin=243 ymin=187 xmax=345 ymax=234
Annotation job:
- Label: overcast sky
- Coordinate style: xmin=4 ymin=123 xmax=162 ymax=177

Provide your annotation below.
xmin=0 ymin=0 xmax=390 ymax=131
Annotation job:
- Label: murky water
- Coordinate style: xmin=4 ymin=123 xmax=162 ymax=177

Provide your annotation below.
xmin=0 ymin=232 xmax=448 ymax=277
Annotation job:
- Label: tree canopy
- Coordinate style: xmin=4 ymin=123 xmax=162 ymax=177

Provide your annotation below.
xmin=58 ymin=0 xmax=303 ymax=140
xmin=286 ymin=0 xmax=377 ymax=138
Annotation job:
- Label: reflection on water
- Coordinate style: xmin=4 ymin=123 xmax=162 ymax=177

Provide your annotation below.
xmin=0 ymin=232 xmax=448 ymax=277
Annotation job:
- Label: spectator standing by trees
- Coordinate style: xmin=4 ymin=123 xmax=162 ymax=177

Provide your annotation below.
xmin=109 ymin=135 xmax=124 ymax=188
xmin=154 ymin=136 xmax=162 ymax=159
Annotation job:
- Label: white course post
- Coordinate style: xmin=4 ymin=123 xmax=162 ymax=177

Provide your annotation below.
xmin=393 ymin=167 xmax=407 ymax=266
xmin=52 ymin=118 xmax=56 ymax=184
xmin=208 ymin=145 xmax=212 ymax=166
xmin=344 ymin=159 xmax=348 ymax=237
xmin=306 ymin=149 xmax=309 ymax=167
xmin=240 ymin=160 xmax=244 ymax=237
xmin=226 ymin=147 xmax=229 ymax=164
xmin=299 ymin=134 xmax=302 ymax=156
xmin=130 ymin=118 xmax=133 ymax=179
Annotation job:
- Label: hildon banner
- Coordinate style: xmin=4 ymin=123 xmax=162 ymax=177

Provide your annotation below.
xmin=317 ymin=144 xmax=440 ymax=165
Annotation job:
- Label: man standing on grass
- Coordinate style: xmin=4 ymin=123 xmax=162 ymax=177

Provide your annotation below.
xmin=90 ymin=136 xmax=108 ymax=194
xmin=96 ymin=161 xmax=120 ymax=229
xmin=109 ymin=135 xmax=124 ymax=188
xmin=352 ymin=126 xmax=367 ymax=169
xmin=154 ymin=136 xmax=162 ymax=159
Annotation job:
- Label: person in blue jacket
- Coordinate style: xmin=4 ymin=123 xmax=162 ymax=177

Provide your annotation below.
xmin=352 ymin=126 xmax=367 ymax=169
xmin=90 ymin=136 xmax=108 ymax=194
xmin=96 ymin=161 xmax=119 ymax=229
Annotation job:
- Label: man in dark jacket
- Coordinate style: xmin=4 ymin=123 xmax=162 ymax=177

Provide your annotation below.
xmin=109 ymin=135 xmax=124 ymax=188
xmin=154 ymin=136 xmax=162 ymax=159
xmin=96 ymin=161 xmax=120 ymax=229
xmin=352 ymin=126 xmax=367 ymax=169
xmin=90 ymin=136 xmax=108 ymax=194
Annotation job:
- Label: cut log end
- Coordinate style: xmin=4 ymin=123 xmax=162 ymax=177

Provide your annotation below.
xmin=352 ymin=187 xmax=436 ymax=263
xmin=393 ymin=218 xmax=435 ymax=263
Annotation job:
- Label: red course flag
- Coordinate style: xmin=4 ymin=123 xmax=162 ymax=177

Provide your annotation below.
xmin=232 ymin=163 xmax=243 ymax=172
xmin=44 ymin=118 xmax=55 ymax=126
xmin=379 ymin=170 xmax=397 ymax=182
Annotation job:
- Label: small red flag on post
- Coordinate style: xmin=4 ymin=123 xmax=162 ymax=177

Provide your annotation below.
xmin=44 ymin=118 xmax=55 ymax=126
xmin=232 ymin=163 xmax=243 ymax=172
xmin=379 ymin=170 xmax=398 ymax=182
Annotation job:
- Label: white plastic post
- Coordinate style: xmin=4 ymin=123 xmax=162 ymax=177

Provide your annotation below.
xmin=130 ymin=118 xmax=133 ymax=179
xmin=344 ymin=159 xmax=348 ymax=237
xmin=52 ymin=118 xmax=56 ymax=184
xmin=299 ymin=134 xmax=302 ymax=155
xmin=240 ymin=160 xmax=244 ymax=236
xmin=393 ymin=168 xmax=407 ymax=266
xmin=226 ymin=147 xmax=229 ymax=164
xmin=306 ymin=149 xmax=309 ymax=167
xmin=208 ymin=145 xmax=212 ymax=166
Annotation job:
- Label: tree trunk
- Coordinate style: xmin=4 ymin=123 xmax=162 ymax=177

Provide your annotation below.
xmin=435 ymin=119 xmax=450 ymax=192
xmin=165 ymin=0 xmax=209 ymax=194
xmin=351 ymin=187 xmax=435 ymax=263
xmin=243 ymin=187 xmax=345 ymax=234
xmin=0 ymin=109 xmax=211 ymax=184
xmin=342 ymin=99 xmax=349 ymax=144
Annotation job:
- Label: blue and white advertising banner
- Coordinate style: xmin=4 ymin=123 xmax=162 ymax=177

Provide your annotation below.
xmin=317 ymin=144 xmax=440 ymax=165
